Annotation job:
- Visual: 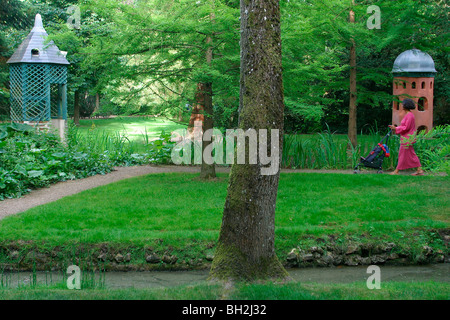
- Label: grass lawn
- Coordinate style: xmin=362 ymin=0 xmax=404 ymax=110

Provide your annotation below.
xmin=76 ymin=116 xmax=187 ymax=143
xmin=0 ymin=280 xmax=447 ymax=300
xmin=0 ymin=172 xmax=448 ymax=264
xmin=0 ymin=172 xmax=448 ymax=300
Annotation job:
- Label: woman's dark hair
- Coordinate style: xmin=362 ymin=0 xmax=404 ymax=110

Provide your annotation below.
xmin=402 ymin=98 xmax=416 ymax=110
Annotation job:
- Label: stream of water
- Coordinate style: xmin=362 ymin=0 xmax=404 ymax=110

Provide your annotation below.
xmin=1 ymin=264 xmax=448 ymax=289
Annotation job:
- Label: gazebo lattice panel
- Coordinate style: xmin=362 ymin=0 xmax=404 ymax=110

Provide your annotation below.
xmin=9 ymin=63 xmax=67 ymax=122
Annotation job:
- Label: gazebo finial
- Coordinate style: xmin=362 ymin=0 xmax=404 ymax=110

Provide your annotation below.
xmin=31 ymin=14 xmax=45 ymax=32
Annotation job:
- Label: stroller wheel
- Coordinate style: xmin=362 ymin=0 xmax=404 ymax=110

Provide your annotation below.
xmin=354 ymin=169 xmax=360 ymax=174
xmin=377 ymin=170 xmax=383 ymax=174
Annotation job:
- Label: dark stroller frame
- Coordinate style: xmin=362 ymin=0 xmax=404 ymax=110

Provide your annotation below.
xmin=354 ymin=130 xmax=392 ymax=174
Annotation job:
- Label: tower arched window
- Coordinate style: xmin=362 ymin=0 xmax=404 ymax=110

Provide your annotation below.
xmin=418 ymin=97 xmax=427 ymax=112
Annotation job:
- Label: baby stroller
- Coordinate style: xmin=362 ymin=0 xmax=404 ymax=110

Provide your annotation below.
xmin=354 ymin=130 xmax=391 ymax=174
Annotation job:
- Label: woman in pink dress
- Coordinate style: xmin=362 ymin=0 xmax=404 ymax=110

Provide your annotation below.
xmin=388 ymin=98 xmax=424 ymax=175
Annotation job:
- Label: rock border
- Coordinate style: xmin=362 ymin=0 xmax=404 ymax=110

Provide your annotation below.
xmin=0 ymin=231 xmax=448 ymax=272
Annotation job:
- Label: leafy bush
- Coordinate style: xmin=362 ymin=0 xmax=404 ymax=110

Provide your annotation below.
xmin=414 ymin=125 xmax=450 ymax=174
xmin=146 ymin=131 xmax=176 ymax=164
xmin=0 ymin=123 xmax=113 ymax=200
xmin=66 ymin=123 xmax=176 ymax=166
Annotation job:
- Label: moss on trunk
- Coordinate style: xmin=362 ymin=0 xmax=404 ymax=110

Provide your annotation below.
xmin=210 ymin=0 xmax=287 ymax=281
xmin=210 ymin=242 xmax=288 ymax=282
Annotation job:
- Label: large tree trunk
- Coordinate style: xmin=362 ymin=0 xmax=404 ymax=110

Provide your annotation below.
xmin=210 ymin=0 xmax=288 ymax=281
xmin=348 ymin=6 xmax=357 ymax=148
xmin=73 ymin=90 xmax=80 ymax=126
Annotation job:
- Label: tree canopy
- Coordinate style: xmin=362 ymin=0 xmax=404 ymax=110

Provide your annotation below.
xmin=0 ymin=0 xmax=448 ymax=130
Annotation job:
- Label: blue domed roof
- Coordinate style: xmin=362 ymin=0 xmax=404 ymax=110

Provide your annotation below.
xmin=392 ymin=49 xmax=436 ymax=77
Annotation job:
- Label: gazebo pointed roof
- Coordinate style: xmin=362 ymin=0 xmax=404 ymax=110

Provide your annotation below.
xmin=7 ymin=14 xmax=70 ymax=65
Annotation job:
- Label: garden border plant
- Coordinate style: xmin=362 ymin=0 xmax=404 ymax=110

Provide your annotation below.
xmin=0 ymin=123 xmax=113 ymax=200
xmin=2 ymin=121 xmax=448 ymax=201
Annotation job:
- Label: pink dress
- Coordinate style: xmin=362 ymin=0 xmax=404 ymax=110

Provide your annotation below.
xmin=395 ymin=112 xmax=421 ymax=170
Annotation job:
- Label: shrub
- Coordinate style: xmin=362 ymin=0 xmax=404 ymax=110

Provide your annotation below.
xmin=414 ymin=125 xmax=450 ymax=174
xmin=0 ymin=123 xmax=113 ymax=200
xmin=66 ymin=123 xmax=176 ymax=166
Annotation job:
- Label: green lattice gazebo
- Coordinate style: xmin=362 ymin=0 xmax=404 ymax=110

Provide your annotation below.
xmin=7 ymin=14 xmax=70 ymax=136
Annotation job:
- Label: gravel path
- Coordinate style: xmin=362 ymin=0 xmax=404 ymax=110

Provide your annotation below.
xmin=0 ymin=165 xmax=417 ymax=220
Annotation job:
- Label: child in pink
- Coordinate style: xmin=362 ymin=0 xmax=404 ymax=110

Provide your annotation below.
xmin=388 ymin=99 xmax=424 ymax=175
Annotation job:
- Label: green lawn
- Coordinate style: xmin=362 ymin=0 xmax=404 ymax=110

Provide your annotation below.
xmin=76 ymin=116 xmax=187 ymax=143
xmin=0 ymin=172 xmax=448 ymax=248
xmin=0 ymin=281 xmax=447 ymax=300
xmin=0 ymin=172 xmax=448 ymax=299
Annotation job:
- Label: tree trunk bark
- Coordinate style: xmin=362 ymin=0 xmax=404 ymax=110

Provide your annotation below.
xmin=210 ymin=0 xmax=288 ymax=281
xmin=199 ymin=81 xmax=216 ymax=179
xmin=188 ymin=90 xmax=204 ymax=130
xmin=348 ymin=7 xmax=357 ymax=148
xmin=200 ymin=27 xmax=216 ymax=179
xmin=73 ymin=90 xmax=80 ymax=126
xmin=95 ymin=92 xmax=100 ymax=113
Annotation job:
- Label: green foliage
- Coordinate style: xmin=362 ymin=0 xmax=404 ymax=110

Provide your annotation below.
xmin=414 ymin=125 xmax=450 ymax=174
xmin=282 ymin=125 xmax=449 ymax=172
xmin=74 ymin=0 xmax=240 ymax=120
xmin=0 ymin=123 xmax=113 ymax=200
xmin=0 ymin=0 xmax=32 ymax=118
xmin=281 ymin=0 xmax=449 ymax=133
xmin=2 ymin=0 xmax=448 ymax=131
xmin=67 ymin=117 xmax=181 ymax=166
xmin=282 ymin=129 xmax=396 ymax=170
xmin=146 ymin=130 xmax=176 ymax=164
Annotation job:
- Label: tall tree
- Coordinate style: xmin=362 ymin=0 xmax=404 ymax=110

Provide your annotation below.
xmin=210 ymin=0 xmax=288 ymax=281
xmin=280 ymin=0 xmax=448 ymax=134
xmin=0 ymin=0 xmax=32 ymax=118
xmin=82 ymin=0 xmax=240 ymax=178
xmin=348 ymin=0 xmax=357 ymax=147
xmin=198 ymin=1 xmax=216 ymax=179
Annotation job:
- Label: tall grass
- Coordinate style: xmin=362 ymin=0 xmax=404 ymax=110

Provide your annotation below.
xmin=68 ymin=120 xmax=448 ymax=172
xmin=0 ymin=251 xmax=106 ymax=290
xmin=68 ymin=123 xmax=145 ymax=155
xmin=415 ymin=125 xmax=450 ymax=173
xmin=0 ymin=269 xmax=106 ymax=290
xmin=282 ymin=128 xmax=399 ymax=170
